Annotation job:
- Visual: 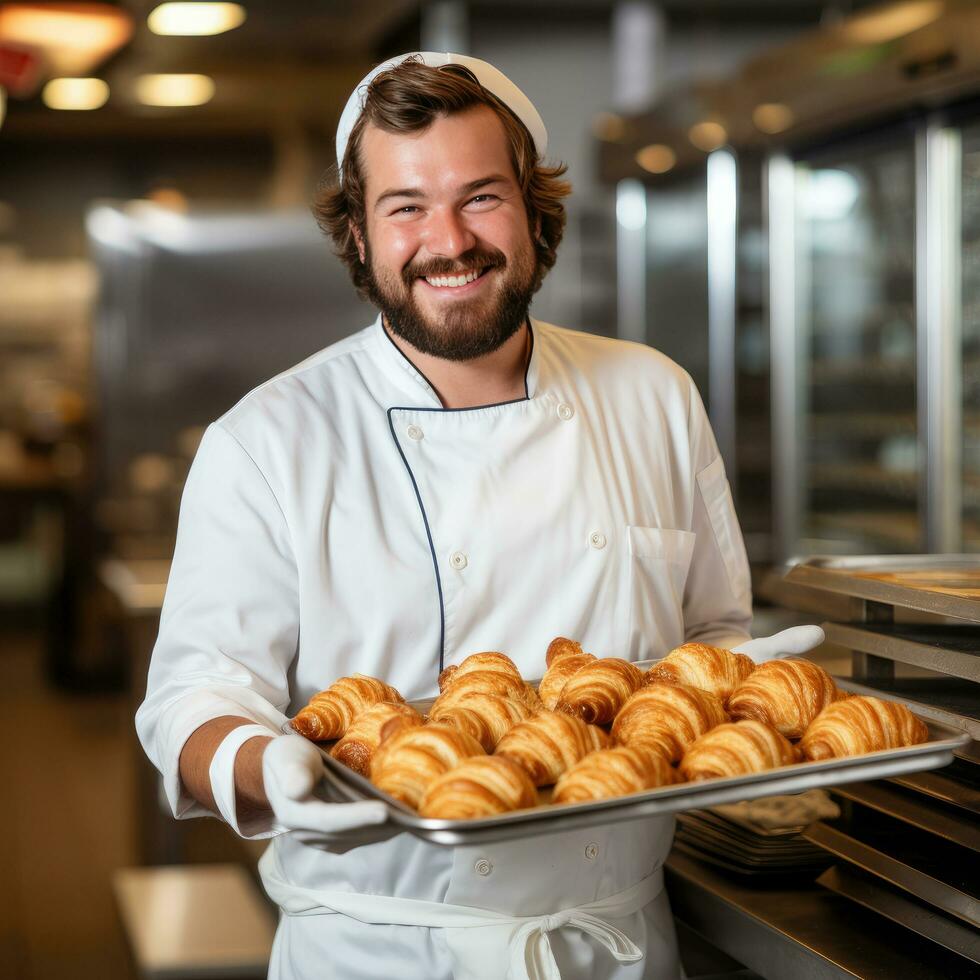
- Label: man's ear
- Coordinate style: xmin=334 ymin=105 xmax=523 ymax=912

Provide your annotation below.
xmin=350 ymin=221 xmax=366 ymax=264
xmin=533 ymin=214 xmax=543 ymax=245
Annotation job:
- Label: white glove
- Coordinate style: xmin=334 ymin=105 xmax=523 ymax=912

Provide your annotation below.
xmin=263 ymin=734 xmax=392 ymax=849
xmin=732 ymin=625 xmax=825 ymax=664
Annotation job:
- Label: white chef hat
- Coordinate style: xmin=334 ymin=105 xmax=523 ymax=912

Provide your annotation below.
xmin=335 ymin=51 xmax=548 ymax=176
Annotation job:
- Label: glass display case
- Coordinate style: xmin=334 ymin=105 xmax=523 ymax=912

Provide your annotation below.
xmin=790 ymin=130 xmax=920 ymax=555
xmin=961 ymin=124 xmax=980 ymax=552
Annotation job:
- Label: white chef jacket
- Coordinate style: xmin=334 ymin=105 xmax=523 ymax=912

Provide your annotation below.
xmin=136 ymin=313 xmax=753 ymax=980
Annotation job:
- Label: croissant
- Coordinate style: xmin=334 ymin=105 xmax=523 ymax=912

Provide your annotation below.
xmin=554 ymin=658 xmax=644 ymax=725
xmin=545 ymin=636 xmax=585 ymax=667
xmin=494 ymin=710 xmax=610 ymax=786
xmin=418 ymin=755 xmax=538 ymax=820
xmin=646 ymin=643 xmax=754 ymax=703
xmin=538 ymin=651 xmax=597 ymax=710
xmin=801 ymin=696 xmax=928 ymax=761
xmin=552 ymin=746 xmax=678 ymax=804
xmin=291 ymin=675 xmax=404 ymax=741
xmin=728 ymin=658 xmax=841 ymax=739
xmin=611 ymin=683 xmax=728 ymax=763
xmin=429 ymin=670 xmax=533 ymax=713
xmin=428 ymin=692 xmax=533 ymax=751
xmin=329 ymin=702 xmax=423 ymax=776
xmin=679 ymin=720 xmax=799 ymax=782
xmin=438 ymin=651 xmax=522 ymax=692
xmin=369 ymin=723 xmax=484 ymax=809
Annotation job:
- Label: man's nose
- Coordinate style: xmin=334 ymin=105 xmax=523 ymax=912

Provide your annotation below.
xmin=424 ymin=208 xmax=476 ymax=259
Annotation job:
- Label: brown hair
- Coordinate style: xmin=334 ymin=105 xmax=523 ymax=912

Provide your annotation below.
xmin=312 ymin=58 xmax=571 ymax=298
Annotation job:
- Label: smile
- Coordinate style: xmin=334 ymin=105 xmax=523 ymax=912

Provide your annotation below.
xmin=420 ymin=267 xmax=491 ymax=291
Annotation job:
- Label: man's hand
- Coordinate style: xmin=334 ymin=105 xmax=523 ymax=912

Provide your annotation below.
xmin=263 ymin=734 xmax=393 ymax=849
xmin=732 ymin=625 xmax=825 ymax=664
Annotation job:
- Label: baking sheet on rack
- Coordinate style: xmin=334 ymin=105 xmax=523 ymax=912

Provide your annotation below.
xmin=300 ymin=670 xmax=971 ymax=847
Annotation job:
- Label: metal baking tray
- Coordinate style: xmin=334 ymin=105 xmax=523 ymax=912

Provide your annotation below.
xmin=300 ymin=668 xmax=970 ymax=846
xmin=785 ymin=554 xmax=980 ymax=623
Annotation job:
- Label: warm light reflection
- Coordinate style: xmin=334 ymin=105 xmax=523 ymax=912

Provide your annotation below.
xmin=753 ymin=102 xmax=795 ymax=134
xmin=688 ymin=120 xmax=728 ymax=152
xmin=42 ymin=77 xmax=109 ymax=110
xmin=592 ymin=112 xmax=626 ymax=142
xmin=147 ymin=2 xmax=246 ymax=36
xmin=0 ymin=3 xmax=132 ymax=75
xmin=635 ymin=144 xmax=676 ymax=174
xmin=844 ymin=0 xmax=943 ymax=44
xmin=135 ymin=73 xmax=215 ymax=107
xmin=0 ymin=86 xmax=6 ymax=130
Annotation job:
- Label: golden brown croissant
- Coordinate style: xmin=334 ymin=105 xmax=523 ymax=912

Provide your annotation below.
xmin=611 ymin=683 xmax=728 ymax=763
xmin=679 ymin=720 xmax=799 ymax=782
xmin=646 ymin=643 xmax=754 ymax=703
xmin=538 ymin=652 xmax=597 ymax=710
xmin=429 ymin=670 xmax=533 ymax=713
xmin=801 ymin=696 xmax=928 ymax=761
xmin=545 ymin=636 xmax=584 ymax=667
xmin=728 ymin=658 xmax=841 ymax=739
xmin=494 ymin=710 xmax=610 ymax=786
xmin=418 ymin=755 xmax=537 ymax=819
xmin=329 ymin=702 xmax=423 ymax=776
xmin=552 ymin=746 xmax=678 ymax=804
xmin=369 ymin=723 xmax=484 ymax=809
xmin=291 ymin=675 xmax=404 ymax=741
xmin=428 ymin=692 xmax=533 ymax=751
xmin=554 ymin=658 xmax=644 ymax=725
xmin=438 ymin=651 xmax=522 ymax=692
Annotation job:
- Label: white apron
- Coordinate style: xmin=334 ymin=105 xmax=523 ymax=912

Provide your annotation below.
xmin=136 ymin=315 xmax=752 ymax=979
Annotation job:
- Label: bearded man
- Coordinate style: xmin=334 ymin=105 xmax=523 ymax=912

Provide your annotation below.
xmin=137 ymin=52 xmax=821 ymax=980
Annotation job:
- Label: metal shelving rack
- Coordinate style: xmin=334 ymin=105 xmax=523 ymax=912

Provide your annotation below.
xmin=784 ymin=556 xmax=979 ymax=969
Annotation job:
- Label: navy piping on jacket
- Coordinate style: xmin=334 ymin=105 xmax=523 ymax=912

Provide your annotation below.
xmin=384 ymin=321 xmax=535 ymax=675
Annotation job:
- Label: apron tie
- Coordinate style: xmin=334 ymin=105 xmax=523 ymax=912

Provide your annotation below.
xmin=511 ymin=907 xmax=644 ymax=980
xmin=260 ymin=843 xmax=662 ymax=980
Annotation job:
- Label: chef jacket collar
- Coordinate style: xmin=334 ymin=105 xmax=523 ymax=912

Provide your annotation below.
xmin=370 ymin=312 xmax=541 ymax=409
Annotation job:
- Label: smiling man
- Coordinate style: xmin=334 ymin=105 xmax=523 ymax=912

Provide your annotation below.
xmin=135 ymin=53 xmax=814 ymax=980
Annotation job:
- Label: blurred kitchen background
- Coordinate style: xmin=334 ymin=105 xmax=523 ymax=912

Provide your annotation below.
xmin=2 ymin=1 xmax=980 ymax=978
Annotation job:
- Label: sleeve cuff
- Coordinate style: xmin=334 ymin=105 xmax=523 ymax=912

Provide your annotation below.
xmin=209 ymin=724 xmax=282 ymax=839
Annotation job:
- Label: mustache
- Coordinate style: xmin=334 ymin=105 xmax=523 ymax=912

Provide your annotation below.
xmin=404 ymin=248 xmax=506 ymax=283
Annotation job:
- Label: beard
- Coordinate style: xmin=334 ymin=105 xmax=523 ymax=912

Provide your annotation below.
xmin=361 ymin=236 xmax=537 ymax=362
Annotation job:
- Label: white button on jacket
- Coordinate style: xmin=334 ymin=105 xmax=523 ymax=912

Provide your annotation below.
xmin=136 ymin=315 xmax=753 ymax=980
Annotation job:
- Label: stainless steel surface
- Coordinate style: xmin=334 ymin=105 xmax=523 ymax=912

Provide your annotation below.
xmin=892 ymin=769 xmax=980 ymax=813
xmin=667 ymin=850 xmax=972 ymax=980
xmin=831 ymin=781 xmax=980 ymax=852
xmin=816 ymin=864 xmax=980 ymax=963
xmin=786 ymin=554 xmax=980 ymax=622
xmin=301 ymin=670 xmax=968 ymax=847
xmin=615 ymin=179 xmax=647 ymax=344
xmin=823 ymin=622 xmax=980 ymax=684
xmin=803 ymin=821 xmax=980 ymax=928
xmin=767 ymin=152 xmax=802 ymax=563
xmin=917 ymin=120 xmax=963 ymax=553
xmin=707 ymin=148 xmax=738 ymax=479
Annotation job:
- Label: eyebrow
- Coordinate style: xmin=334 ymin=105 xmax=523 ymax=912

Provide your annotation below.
xmin=373 ymin=174 xmax=512 ymax=211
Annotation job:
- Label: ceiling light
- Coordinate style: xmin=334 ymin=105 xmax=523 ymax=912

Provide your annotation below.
xmin=845 ymin=1 xmax=943 ymax=45
xmin=147 ymin=3 xmax=246 ymax=36
xmin=42 ymin=77 xmax=109 ymax=111
xmin=0 ymin=3 xmax=132 ymax=76
xmin=688 ymin=120 xmax=727 ymax=152
xmin=136 ymin=73 xmax=215 ymax=107
xmin=592 ymin=112 xmax=626 ymax=142
xmin=635 ymin=144 xmax=676 ymax=174
xmin=752 ymin=103 xmax=794 ymax=135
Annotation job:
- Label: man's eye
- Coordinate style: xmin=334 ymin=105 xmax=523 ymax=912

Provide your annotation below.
xmin=394 ymin=205 xmax=419 ymax=215
xmin=468 ymin=195 xmax=498 ymax=205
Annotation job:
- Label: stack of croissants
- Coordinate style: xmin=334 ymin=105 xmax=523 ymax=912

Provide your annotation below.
xmin=289 ymin=639 xmax=929 ymax=821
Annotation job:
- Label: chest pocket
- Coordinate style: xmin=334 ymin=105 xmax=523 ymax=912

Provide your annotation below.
xmin=623 ymin=525 xmax=696 ymax=662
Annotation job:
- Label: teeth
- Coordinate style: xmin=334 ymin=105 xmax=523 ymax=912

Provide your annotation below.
xmin=425 ymin=269 xmax=481 ymax=288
